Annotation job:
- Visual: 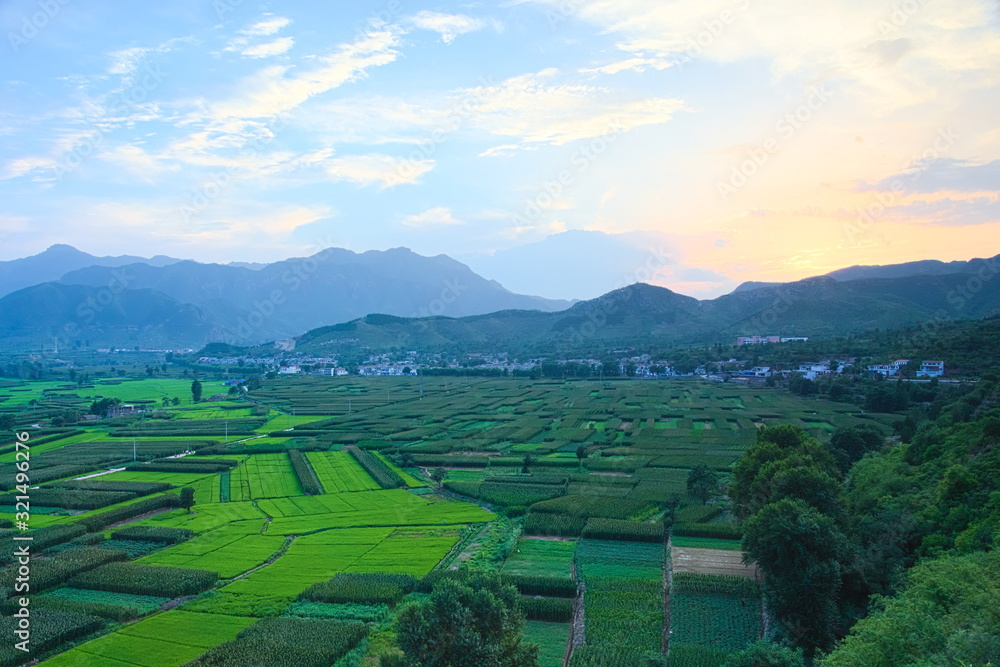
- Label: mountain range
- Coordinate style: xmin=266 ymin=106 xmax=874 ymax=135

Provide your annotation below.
xmin=0 ymin=243 xmax=996 ymax=352
xmin=0 ymin=245 xmax=570 ymax=349
xmin=289 ymin=270 xmax=1000 ymax=354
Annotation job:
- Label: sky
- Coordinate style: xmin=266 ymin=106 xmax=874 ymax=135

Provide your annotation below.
xmin=1 ymin=0 xmax=999 ymax=299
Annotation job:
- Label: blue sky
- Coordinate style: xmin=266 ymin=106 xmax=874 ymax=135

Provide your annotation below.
xmin=2 ymin=0 xmax=999 ymax=298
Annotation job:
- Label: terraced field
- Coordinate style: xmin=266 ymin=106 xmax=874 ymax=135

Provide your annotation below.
xmin=0 ymin=375 xmax=895 ymax=665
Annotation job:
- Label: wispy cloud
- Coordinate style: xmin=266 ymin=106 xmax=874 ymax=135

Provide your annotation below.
xmin=241 ymin=17 xmax=292 ymax=37
xmin=464 ymin=68 xmax=683 ymax=150
xmin=410 ymin=11 xmax=489 ymax=44
xmin=241 ymin=37 xmax=294 ymax=58
xmin=402 ymin=206 xmax=464 ymax=227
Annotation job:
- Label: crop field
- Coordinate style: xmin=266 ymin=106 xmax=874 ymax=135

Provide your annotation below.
xmin=503 ymin=538 xmax=575 ymax=578
xmin=227 ymin=454 xmax=303 ymax=500
xmin=525 ymin=621 xmax=572 ymax=667
xmin=670 ymin=573 xmax=762 ymax=653
xmin=139 ymin=522 xmax=284 ymax=578
xmin=255 ymin=489 xmax=493 ymax=534
xmin=0 ymin=375 xmax=882 ymax=664
xmin=305 ymin=451 xmax=380 ymax=492
xmin=39 ymin=611 xmax=257 ymax=667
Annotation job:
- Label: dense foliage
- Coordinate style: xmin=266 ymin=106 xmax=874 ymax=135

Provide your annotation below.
xmin=389 ymin=572 xmax=539 ymax=667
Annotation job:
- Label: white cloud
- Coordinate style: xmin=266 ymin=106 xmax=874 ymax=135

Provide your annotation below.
xmin=402 ymin=207 xmax=464 ymax=228
xmin=313 ymin=152 xmax=434 ymax=188
xmin=209 ymin=28 xmax=402 ymax=121
xmin=242 ymin=37 xmax=294 ymax=59
xmin=241 ymin=17 xmax=292 ymax=37
xmin=0 ymin=156 xmax=56 ymax=180
xmin=410 ymin=11 xmax=488 ymax=44
xmin=464 ymin=68 xmax=684 ymax=149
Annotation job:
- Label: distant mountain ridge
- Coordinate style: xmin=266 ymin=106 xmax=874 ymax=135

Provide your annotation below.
xmin=291 ymin=269 xmax=1000 ymax=354
xmin=0 ymin=244 xmax=182 ymax=298
xmin=0 ymin=245 xmax=573 ymax=349
xmin=0 ymin=245 xmax=997 ymax=351
xmin=732 ymin=253 xmax=1000 ymax=294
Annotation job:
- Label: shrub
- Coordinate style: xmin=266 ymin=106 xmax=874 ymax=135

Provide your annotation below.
xmin=300 ymin=573 xmax=417 ymax=606
xmin=70 ymin=562 xmax=217 ymax=597
xmin=521 ymin=596 xmax=573 ymax=622
xmin=110 ymin=526 xmax=193 ymax=544
xmin=345 ymin=446 xmax=404 ymax=489
xmin=524 ymin=513 xmax=586 ymax=537
xmin=289 ymin=449 xmax=323 ymax=495
xmin=583 ymin=518 xmax=665 ymax=543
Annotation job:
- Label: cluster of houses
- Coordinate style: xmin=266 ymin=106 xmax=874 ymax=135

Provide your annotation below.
xmin=865 ymin=360 xmax=945 ymax=378
xmin=736 ymin=335 xmax=809 ymax=345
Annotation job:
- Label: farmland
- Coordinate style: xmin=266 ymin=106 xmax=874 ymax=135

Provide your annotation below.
xmin=0 ymin=375 xmax=897 ymax=664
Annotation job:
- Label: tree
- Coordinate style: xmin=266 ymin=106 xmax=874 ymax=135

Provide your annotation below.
xmin=575 ymin=445 xmax=588 ymax=468
xmin=521 ymin=455 xmax=534 ymax=474
xmin=191 ymin=379 xmax=203 ymax=403
xmin=829 ymin=424 xmax=884 ymax=472
xmin=171 ymin=397 xmax=180 ymax=406
xmin=391 ymin=573 xmax=539 ymax=667
xmin=687 ymin=463 xmax=719 ymax=504
xmin=742 ymin=498 xmax=848 ymax=654
xmin=179 ymin=486 xmax=195 ymax=511
xmin=431 ymin=468 xmax=447 ymax=486
xmin=819 ymin=550 xmax=1000 ymax=667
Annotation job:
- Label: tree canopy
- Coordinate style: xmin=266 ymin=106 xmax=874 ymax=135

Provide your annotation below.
xmin=389 ymin=573 xmax=539 ymax=667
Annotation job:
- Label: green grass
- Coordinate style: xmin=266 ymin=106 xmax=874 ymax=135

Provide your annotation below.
xmin=503 ymin=538 xmax=575 ymax=578
xmin=524 ymin=620 xmax=571 ymax=667
xmin=40 ymin=610 xmax=257 ymax=667
xmin=139 ymin=521 xmax=284 ymax=578
xmin=305 ymin=451 xmax=380 ymax=492
xmin=671 ymin=536 xmax=742 ymax=550
xmin=373 ymin=452 xmax=426 ymax=487
xmin=257 ymin=489 xmax=493 ymax=534
xmin=229 ymin=453 xmax=303 ymax=500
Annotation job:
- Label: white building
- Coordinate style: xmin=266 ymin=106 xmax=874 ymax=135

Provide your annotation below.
xmin=917 ymin=361 xmax=945 ymax=377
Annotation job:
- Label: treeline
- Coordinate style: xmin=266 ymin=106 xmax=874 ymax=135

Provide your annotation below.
xmin=727 ymin=373 xmax=1000 ymax=663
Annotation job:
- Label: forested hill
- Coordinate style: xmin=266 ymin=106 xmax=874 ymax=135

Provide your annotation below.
xmin=728 ymin=372 xmax=1000 ymax=663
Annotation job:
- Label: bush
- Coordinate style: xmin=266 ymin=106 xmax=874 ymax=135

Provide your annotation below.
xmin=300 ymin=573 xmax=417 ymax=606
xmin=70 ymin=562 xmax=217 ymax=597
xmin=524 ymin=513 xmax=586 ymax=537
xmin=521 ymin=596 xmax=573 ymax=622
xmin=346 ymin=446 xmax=404 ymax=489
xmin=0 ymin=548 xmax=127 ymax=598
xmin=289 ymin=449 xmax=323 ymax=495
xmin=671 ymin=523 xmax=741 ymax=540
xmin=501 ymin=574 xmax=577 ymax=598
xmin=78 ymin=493 xmax=180 ymax=532
xmin=583 ymin=518 xmax=665 ymax=543
xmin=110 ymin=526 xmax=193 ymax=544
xmin=186 ymin=617 xmax=368 ymax=667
